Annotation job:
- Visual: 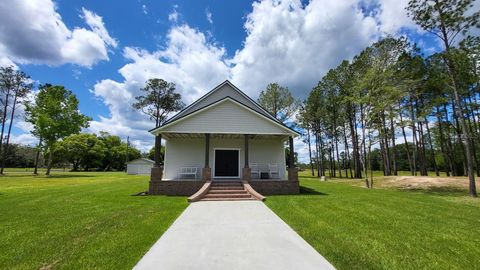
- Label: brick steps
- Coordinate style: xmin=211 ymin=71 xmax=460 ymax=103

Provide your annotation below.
xmin=201 ymin=197 xmax=257 ymax=201
xmin=209 ymin=186 xmax=244 ymax=190
xmin=199 ymin=181 xmax=257 ymax=201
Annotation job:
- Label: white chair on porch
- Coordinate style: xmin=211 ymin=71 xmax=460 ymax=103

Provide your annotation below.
xmin=268 ymin=163 xmax=279 ymax=179
xmin=250 ymin=162 xmax=260 ymax=179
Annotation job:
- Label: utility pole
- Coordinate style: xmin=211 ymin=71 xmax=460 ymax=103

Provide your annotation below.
xmin=125 ymin=136 xmax=129 ymax=172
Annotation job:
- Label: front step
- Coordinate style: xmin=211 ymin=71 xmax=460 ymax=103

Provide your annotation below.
xmin=209 ymin=189 xmax=248 ymax=194
xmin=200 ymin=197 xmax=257 ymax=201
xmin=204 ymin=193 xmax=252 ymax=199
xmin=210 ymin=186 xmax=244 ymax=190
xmin=199 ymin=181 xmax=255 ymax=201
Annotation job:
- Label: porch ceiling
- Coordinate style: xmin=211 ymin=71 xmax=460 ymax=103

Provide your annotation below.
xmin=162 ymin=133 xmax=289 ymax=140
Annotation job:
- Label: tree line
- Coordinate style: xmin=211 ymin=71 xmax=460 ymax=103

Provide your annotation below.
xmin=0 ymin=70 xmax=148 ymax=174
xmin=297 ymin=0 xmax=479 ymax=196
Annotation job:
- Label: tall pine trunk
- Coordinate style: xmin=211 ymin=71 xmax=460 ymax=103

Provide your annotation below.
xmin=0 ymin=89 xmax=10 ymax=171
xmin=438 ymin=17 xmax=477 ymax=196
xmin=0 ymin=93 xmax=18 ymax=174
xmin=390 ymin=110 xmax=397 ymax=176
xmin=399 ymin=105 xmax=413 ymax=175
xmin=424 ymin=118 xmax=439 ymax=176
xmin=46 ymin=147 xmax=53 ymax=176
xmin=306 ymin=127 xmax=314 ymax=176
xmin=34 ymin=137 xmax=42 ymax=175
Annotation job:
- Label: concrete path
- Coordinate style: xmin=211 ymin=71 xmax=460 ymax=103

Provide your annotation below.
xmin=133 ymin=201 xmax=335 ymax=270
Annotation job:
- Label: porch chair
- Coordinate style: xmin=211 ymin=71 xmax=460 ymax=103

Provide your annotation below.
xmin=268 ymin=163 xmax=279 ymax=179
xmin=250 ymin=162 xmax=260 ymax=179
xmin=178 ymin=167 xmax=198 ymax=179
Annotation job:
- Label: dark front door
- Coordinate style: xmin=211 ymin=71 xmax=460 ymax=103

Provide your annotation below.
xmin=214 ymin=149 xmax=239 ymax=177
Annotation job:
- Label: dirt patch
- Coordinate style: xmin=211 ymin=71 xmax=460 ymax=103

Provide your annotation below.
xmin=379 ymin=175 xmax=480 ymax=191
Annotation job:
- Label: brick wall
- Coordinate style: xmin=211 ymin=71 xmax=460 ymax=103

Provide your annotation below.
xmin=249 ymin=180 xmax=299 ymax=195
xmin=149 ymin=180 xmax=205 ymax=196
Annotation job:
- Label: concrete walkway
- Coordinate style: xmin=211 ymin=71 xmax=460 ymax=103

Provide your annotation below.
xmin=133 ymin=201 xmax=335 ymax=270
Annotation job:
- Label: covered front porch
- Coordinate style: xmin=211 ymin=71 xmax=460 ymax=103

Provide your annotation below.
xmin=148 ymin=132 xmax=299 ymax=196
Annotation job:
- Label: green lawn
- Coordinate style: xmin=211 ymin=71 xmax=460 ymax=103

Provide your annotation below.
xmin=266 ymin=176 xmax=480 ymax=270
xmin=2 ymin=170 xmax=479 ymax=269
xmin=0 ymin=171 xmax=188 ymax=270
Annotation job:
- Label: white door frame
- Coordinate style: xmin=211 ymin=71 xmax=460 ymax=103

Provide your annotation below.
xmin=213 ymin=148 xmax=241 ymax=179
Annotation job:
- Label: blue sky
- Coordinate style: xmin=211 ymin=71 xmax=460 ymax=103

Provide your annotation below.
xmin=1 ymin=0 xmax=475 ymax=161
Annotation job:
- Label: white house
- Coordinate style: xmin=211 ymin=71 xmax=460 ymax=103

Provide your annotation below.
xmin=127 ymin=158 xmax=155 ymax=175
xmin=147 ymin=80 xmax=300 ymax=200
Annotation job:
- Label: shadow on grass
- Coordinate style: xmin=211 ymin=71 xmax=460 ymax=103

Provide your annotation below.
xmin=0 ymin=174 xmax=92 ymax=179
xmin=46 ymin=174 xmax=92 ymax=179
xmin=299 ymin=186 xmax=328 ymax=196
xmin=398 ymin=186 xmax=468 ymax=197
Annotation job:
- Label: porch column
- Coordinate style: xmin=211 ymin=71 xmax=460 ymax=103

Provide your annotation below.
xmin=202 ymin=133 xmax=211 ymax=181
xmin=288 ymin=136 xmax=298 ymax=181
xmin=243 ymin=134 xmax=251 ymax=181
xmin=289 ymin=136 xmax=294 ymax=168
xmin=150 ymin=134 xmax=163 ymax=194
xmin=244 ymin=134 xmax=249 ymax=167
xmin=154 ymin=134 xmax=162 ymax=167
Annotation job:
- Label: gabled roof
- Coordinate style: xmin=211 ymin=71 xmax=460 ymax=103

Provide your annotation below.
xmin=162 ymin=80 xmax=279 ymax=126
xmin=127 ymin=158 xmax=155 ymax=164
xmin=149 ymin=80 xmax=300 ymax=136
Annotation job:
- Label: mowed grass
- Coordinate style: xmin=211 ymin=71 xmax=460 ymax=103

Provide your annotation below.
xmin=0 ymin=171 xmax=188 ymax=270
xmin=266 ymin=175 xmax=480 ymax=269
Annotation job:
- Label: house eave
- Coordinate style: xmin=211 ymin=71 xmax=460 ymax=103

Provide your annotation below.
xmin=149 ymin=96 xmax=300 ymax=137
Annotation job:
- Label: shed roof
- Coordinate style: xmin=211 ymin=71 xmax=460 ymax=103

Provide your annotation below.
xmin=127 ymin=158 xmax=155 ymax=164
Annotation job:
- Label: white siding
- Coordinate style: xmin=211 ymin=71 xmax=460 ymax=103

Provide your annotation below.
xmin=169 ymin=83 xmax=269 ymax=122
xmin=163 ymin=137 xmax=287 ymax=180
xmin=127 ymin=161 xmax=154 ymax=175
xmin=163 ymin=138 xmax=204 ymax=180
xmin=161 ymin=99 xmax=290 ymax=135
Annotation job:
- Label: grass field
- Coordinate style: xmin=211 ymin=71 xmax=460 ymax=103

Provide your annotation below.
xmin=1 ymin=169 xmax=479 ymax=269
xmin=266 ymin=174 xmax=480 ymax=269
xmin=0 ymin=171 xmax=187 ymax=270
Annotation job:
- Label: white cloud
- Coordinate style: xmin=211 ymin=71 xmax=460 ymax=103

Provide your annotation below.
xmin=373 ymin=0 xmax=416 ymax=34
xmin=81 ymin=8 xmax=118 ymax=48
xmin=206 ymin=8 xmax=213 ymax=24
xmin=168 ymin=8 xmax=179 ymax=23
xmin=89 ymin=24 xmax=230 ymax=151
xmin=10 ymin=133 xmax=38 ymax=146
xmin=230 ymin=0 xmax=379 ymax=98
xmin=142 ymin=4 xmax=148 ymax=15
xmin=0 ymin=0 xmax=116 ymax=67
xmin=91 ymin=0 xmax=424 ymax=156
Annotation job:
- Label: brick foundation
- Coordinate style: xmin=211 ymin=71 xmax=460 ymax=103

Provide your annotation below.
xmin=288 ymin=167 xmax=299 ymax=181
xmin=202 ymin=167 xmax=211 ymax=181
xmin=150 ymin=166 xmax=163 ymax=181
xmin=242 ymin=167 xmax=251 ymax=181
xmin=249 ymin=180 xmax=299 ymax=195
xmin=149 ymin=180 xmax=206 ymax=196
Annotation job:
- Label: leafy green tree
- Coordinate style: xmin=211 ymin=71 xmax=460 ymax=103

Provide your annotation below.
xmin=133 ymin=78 xmax=185 ymax=127
xmin=0 ymin=66 xmax=33 ymax=174
xmin=148 ymin=145 xmax=165 ymax=162
xmin=55 ymin=133 xmax=107 ymax=171
xmin=25 ymin=85 xmax=91 ymax=175
xmin=258 ymin=83 xmax=299 ymax=123
xmin=2 ymin=144 xmax=41 ymax=168
xmin=407 ymin=0 xmax=480 ymax=197
xmin=97 ymin=132 xmax=141 ymax=171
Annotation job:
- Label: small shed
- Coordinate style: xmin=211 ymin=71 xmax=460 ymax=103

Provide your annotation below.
xmin=127 ymin=158 xmax=155 ymax=175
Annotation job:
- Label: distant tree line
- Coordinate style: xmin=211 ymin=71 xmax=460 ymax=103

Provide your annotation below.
xmin=298 ymin=0 xmax=480 ymax=197
xmin=0 ymin=68 xmax=147 ymax=173
xmin=254 ymin=1 xmax=479 ymax=198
